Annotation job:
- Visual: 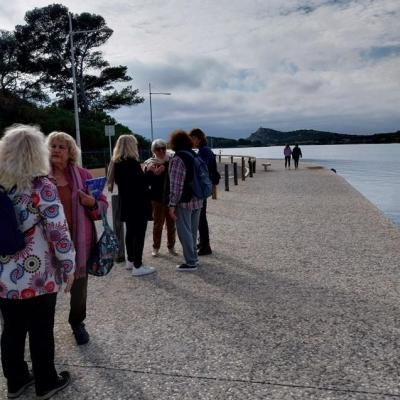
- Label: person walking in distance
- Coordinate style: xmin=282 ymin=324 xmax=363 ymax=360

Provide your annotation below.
xmin=292 ymin=144 xmax=303 ymax=169
xmin=284 ymin=144 xmax=292 ymax=169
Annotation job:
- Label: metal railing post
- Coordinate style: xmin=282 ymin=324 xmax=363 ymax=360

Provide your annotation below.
xmin=224 ymin=164 xmax=229 ymax=191
xmin=233 ymin=162 xmax=238 ymax=185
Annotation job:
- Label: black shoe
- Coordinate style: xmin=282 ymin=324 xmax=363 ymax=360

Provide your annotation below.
xmin=7 ymin=373 xmax=34 ymax=398
xmin=36 ymin=371 xmax=71 ymax=400
xmin=198 ymin=246 xmax=212 ymax=256
xmin=176 ymin=263 xmax=198 ymax=271
xmin=73 ymin=323 xmax=90 ymax=345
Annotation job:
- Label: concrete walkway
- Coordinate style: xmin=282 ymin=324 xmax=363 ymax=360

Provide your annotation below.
xmin=1 ymin=160 xmax=400 ymax=399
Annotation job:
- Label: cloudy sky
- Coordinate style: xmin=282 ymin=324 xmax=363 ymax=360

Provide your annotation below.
xmin=1 ymin=0 xmax=399 ymax=140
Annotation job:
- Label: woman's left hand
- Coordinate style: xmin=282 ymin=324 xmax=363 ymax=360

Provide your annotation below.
xmin=153 ymin=164 xmax=165 ymax=175
xmin=78 ymin=190 xmax=96 ymax=207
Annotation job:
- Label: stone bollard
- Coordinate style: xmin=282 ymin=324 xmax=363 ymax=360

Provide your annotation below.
xmin=248 ymin=159 xmax=253 ymax=177
xmin=224 ymin=164 xmax=229 ymax=191
xmin=241 ymin=157 xmax=246 ymax=181
xmin=233 ymin=162 xmax=238 ymax=185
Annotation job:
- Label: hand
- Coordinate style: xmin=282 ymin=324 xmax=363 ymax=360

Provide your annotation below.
xmin=153 ymin=164 xmax=165 ymax=175
xmin=168 ymin=207 xmax=177 ymax=221
xmin=64 ymin=274 xmax=74 ymax=293
xmin=78 ymin=190 xmax=96 ymax=207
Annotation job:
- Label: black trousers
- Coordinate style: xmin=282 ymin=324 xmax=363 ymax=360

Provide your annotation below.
xmin=68 ymin=276 xmax=88 ymax=330
xmin=285 ymin=156 xmax=291 ymax=168
xmin=293 ymin=157 xmax=299 ymax=168
xmin=198 ymin=199 xmax=210 ymax=248
xmin=0 ymin=294 xmax=58 ymax=394
xmin=125 ymin=219 xmax=148 ymax=268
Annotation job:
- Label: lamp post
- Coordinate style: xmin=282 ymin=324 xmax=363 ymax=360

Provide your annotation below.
xmin=68 ymin=12 xmax=107 ymax=163
xmin=149 ymin=82 xmax=171 ymax=142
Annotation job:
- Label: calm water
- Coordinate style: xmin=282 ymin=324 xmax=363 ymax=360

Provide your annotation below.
xmin=217 ymin=144 xmax=400 ymax=227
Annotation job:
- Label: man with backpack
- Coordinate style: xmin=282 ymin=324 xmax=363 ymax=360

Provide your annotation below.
xmin=168 ymin=130 xmax=211 ymax=271
xmin=189 ymin=128 xmax=220 ymax=256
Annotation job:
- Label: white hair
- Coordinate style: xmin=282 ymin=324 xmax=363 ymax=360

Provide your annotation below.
xmin=0 ymin=124 xmax=50 ymax=192
xmin=151 ymin=138 xmax=166 ymax=153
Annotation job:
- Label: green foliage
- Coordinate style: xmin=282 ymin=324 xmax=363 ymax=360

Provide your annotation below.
xmin=0 ymin=93 xmax=150 ymax=154
xmin=0 ymin=4 xmax=147 ymax=161
xmin=208 ymin=136 xmax=238 ymax=148
xmin=14 ymin=4 xmax=144 ymax=113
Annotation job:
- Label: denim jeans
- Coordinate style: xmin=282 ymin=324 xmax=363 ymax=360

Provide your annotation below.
xmin=175 ymin=207 xmax=201 ymax=266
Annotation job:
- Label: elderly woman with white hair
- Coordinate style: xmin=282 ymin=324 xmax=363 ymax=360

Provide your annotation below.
xmin=0 ymin=125 xmax=75 ymax=399
xmin=143 ymin=139 xmax=177 ymax=257
xmin=47 ymin=131 xmax=108 ymax=345
xmin=113 ymin=134 xmax=155 ymax=276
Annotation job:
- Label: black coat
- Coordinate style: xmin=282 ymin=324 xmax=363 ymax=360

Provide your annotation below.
xmin=145 ymin=161 xmax=170 ymax=204
xmin=114 ymin=158 xmax=152 ymax=222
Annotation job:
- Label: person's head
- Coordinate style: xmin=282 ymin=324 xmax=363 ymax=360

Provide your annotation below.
xmin=189 ymin=128 xmax=207 ymax=148
xmin=112 ymin=134 xmax=139 ymax=162
xmin=151 ymin=139 xmax=167 ymax=159
xmin=285 ymin=144 xmax=290 ymax=148
xmin=0 ymin=124 xmax=50 ymax=192
xmin=168 ymin=129 xmax=192 ymax=152
xmin=295 ymin=143 xmax=299 ymax=147
xmin=47 ymin=131 xmax=81 ymax=168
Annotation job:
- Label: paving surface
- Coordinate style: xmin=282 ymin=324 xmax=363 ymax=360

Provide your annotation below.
xmin=1 ymin=160 xmax=400 ymax=399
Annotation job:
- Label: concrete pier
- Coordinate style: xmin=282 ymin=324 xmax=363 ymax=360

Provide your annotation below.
xmin=1 ymin=160 xmax=400 ymax=399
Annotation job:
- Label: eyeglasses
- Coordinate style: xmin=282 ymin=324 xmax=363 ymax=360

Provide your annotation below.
xmin=155 ymin=147 xmax=166 ymax=151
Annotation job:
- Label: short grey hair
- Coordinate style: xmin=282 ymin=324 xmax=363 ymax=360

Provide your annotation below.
xmin=151 ymin=138 xmax=166 ymax=153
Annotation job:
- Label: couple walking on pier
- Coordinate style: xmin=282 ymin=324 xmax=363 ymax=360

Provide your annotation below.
xmin=284 ymin=144 xmax=303 ymax=169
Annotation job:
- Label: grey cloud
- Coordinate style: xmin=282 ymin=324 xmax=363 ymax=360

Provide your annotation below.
xmin=128 ymin=56 xmax=265 ymax=92
xmin=280 ymin=0 xmax=355 ymax=16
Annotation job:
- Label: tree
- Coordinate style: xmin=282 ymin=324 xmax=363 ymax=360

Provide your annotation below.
xmin=15 ymin=4 xmax=144 ymax=113
xmin=0 ymin=30 xmax=47 ymax=101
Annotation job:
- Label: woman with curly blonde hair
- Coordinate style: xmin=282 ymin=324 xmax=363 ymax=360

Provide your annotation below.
xmin=0 ymin=124 xmax=75 ymax=399
xmin=113 ymin=134 xmax=155 ymax=276
xmin=47 ymin=131 xmax=108 ymax=345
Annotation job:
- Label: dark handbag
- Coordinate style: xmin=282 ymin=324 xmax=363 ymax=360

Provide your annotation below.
xmin=87 ymin=205 xmax=119 ymax=276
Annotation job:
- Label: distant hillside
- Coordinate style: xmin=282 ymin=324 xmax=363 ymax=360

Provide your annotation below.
xmin=247 ymin=127 xmax=400 ymax=146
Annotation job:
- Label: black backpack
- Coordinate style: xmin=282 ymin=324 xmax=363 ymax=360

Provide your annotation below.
xmin=0 ymin=187 xmax=25 ymax=256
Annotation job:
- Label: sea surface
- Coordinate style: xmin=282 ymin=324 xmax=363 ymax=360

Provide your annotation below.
xmin=216 ymin=144 xmax=400 ymax=227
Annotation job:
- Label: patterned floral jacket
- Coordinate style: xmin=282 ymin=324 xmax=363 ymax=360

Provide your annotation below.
xmin=0 ymin=176 xmax=76 ymax=299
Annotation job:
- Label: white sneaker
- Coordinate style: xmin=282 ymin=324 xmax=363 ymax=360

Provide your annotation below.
xmin=151 ymin=248 xmax=159 ymax=257
xmin=132 ymin=265 xmax=156 ymax=276
xmin=168 ymin=247 xmax=178 ymax=256
xmin=126 ymin=261 xmax=134 ymax=270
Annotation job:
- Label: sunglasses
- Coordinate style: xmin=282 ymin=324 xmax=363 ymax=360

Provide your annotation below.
xmin=155 ymin=147 xmax=166 ymax=151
